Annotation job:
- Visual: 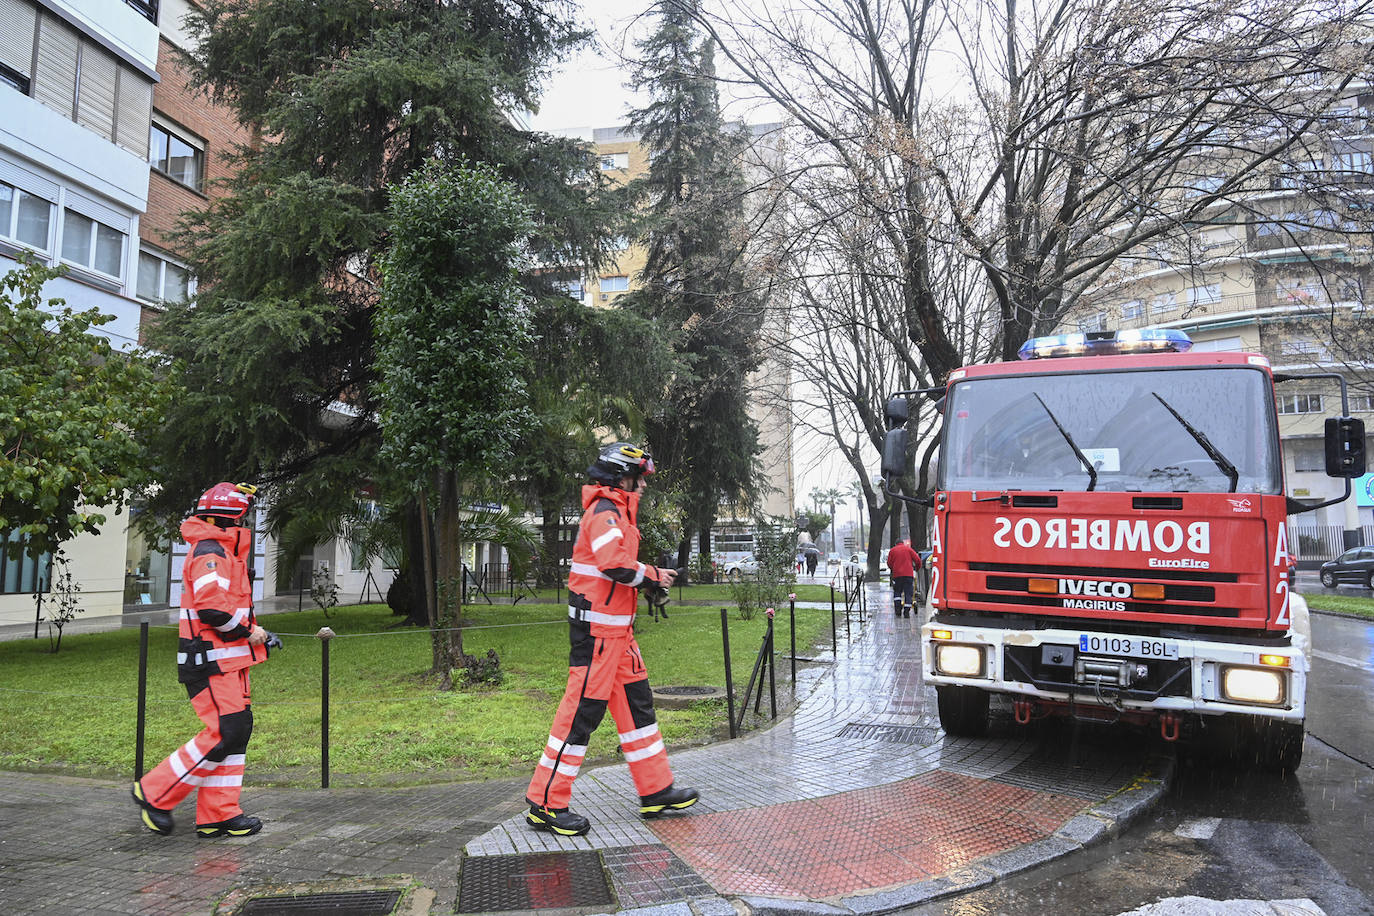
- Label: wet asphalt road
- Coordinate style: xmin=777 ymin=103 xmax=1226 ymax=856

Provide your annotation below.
xmin=903 ymin=606 xmax=1374 ymax=916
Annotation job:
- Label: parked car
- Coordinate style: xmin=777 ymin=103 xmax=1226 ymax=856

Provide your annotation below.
xmin=1319 ymin=547 xmax=1374 ymax=588
xmin=722 ymin=555 xmax=760 ymax=582
xmin=842 ymin=552 xmax=888 ymax=579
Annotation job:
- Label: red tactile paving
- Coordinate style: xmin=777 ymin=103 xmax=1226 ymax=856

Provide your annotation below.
xmin=649 ymin=770 xmax=1088 ymax=900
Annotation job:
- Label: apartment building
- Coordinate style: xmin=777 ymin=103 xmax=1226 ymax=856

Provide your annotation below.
xmin=0 ymin=0 xmax=160 ymax=626
xmin=551 ymin=124 xmax=795 ymax=533
xmin=1074 ymin=86 xmax=1374 ymax=550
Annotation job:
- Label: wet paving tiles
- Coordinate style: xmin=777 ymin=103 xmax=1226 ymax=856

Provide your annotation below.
xmin=647 ymin=769 xmax=1088 ymax=900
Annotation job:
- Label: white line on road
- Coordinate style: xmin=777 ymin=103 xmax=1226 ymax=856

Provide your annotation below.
xmin=1313 ymin=649 xmax=1374 ymax=672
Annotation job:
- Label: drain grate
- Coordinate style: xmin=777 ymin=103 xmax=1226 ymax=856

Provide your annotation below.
xmin=837 ymin=722 xmax=940 ymax=745
xmin=458 ymin=851 xmax=613 ymax=913
xmin=239 ymin=890 xmax=401 ymax=915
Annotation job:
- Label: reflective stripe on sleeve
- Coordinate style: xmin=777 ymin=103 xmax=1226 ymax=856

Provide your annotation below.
xmin=193 ymin=571 xmax=231 ymax=594
xmin=569 ymin=561 xmax=610 ymax=580
xmin=628 ymin=563 xmax=646 ymax=587
xmin=211 ymin=607 xmax=249 ymax=633
xmin=591 ymin=528 xmax=624 ymax=551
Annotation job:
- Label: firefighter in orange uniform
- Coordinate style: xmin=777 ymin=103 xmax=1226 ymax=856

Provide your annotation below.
xmin=525 ymin=443 xmax=699 ymax=837
xmin=131 ymin=482 xmax=275 ymax=838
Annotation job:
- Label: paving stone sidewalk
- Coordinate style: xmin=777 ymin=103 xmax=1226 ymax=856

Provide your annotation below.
xmin=0 ymin=585 xmax=1168 ymax=916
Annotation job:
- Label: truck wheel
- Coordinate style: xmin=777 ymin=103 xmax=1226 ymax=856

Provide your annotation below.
xmin=1320 ymin=570 xmax=1336 ymax=588
xmin=936 ymin=685 xmax=989 ymax=737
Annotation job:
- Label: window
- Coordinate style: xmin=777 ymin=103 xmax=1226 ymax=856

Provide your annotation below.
xmin=137 ymin=249 xmax=190 ymax=304
xmin=0 ymin=180 xmax=52 ymax=250
xmin=150 ymin=120 xmax=204 ymax=191
xmin=1186 ymin=284 xmax=1221 ymax=308
xmin=1121 ymin=300 xmax=1144 ymax=320
xmin=1330 ymin=151 xmax=1373 ymax=175
xmin=1291 ymin=440 xmax=1325 ymax=472
xmin=0 ymin=531 xmax=51 ymax=596
xmin=1076 ymin=311 xmax=1106 ymax=332
xmin=1350 ymin=394 xmax=1374 ymax=412
xmin=1184 ymin=175 xmax=1224 ymax=197
xmin=0 ymin=2 xmax=153 ymax=158
xmin=609 ymin=236 xmax=631 ymax=250
xmin=61 ymin=209 xmax=124 ymax=277
xmin=598 ymin=152 xmax=629 ymax=171
xmin=600 ymin=275 xmax=629 ymax=292
xmin=1150 ymin=293 xmax=1177 ymax=314
xmin=554 ymin=278 xmax=584 ymax=300
xmin=1280 ymin=338 xmax=1328 ymax=361
xmin=1276 ymin=392 xmax=1323 ymax=414
xmin=1190 ymin=336 xmax=1244 ymax=353
xmin=122 ymin=0 xmax=158 ymax=23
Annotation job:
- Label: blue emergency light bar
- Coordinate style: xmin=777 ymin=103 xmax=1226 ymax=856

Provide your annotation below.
xmin=1017 ymin=328 xmax=1193 ymax=360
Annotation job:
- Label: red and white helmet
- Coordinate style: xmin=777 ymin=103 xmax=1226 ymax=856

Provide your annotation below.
xmin=195 ymin=482 xmax=257 ymax=520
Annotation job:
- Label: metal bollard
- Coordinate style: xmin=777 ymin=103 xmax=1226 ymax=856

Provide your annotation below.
xmin=318 ymin=627 xmax=336 ymax=787
xmin=720 ymin=609 xmax=736 ymax=739
xmin=789 ymin=595 xmax=797 ymax=686
xmin=134 ymin=620 xmax=149 ymax=779
xmin=766 ymin=610 xmax=776 ymax=719
xmin=830 ymin=585 xmax=837 ymax=656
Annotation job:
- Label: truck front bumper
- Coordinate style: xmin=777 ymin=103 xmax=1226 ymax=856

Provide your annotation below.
xmin=921 ymin=621 xmax=1307 ymax=722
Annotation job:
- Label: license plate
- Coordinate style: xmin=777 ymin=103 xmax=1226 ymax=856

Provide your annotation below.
xmin=1077 ymin=634 xmax=1179 ymax=660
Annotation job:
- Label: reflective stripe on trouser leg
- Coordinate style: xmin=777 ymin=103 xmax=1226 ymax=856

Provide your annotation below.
xmin=527 ymin=660 xmax=609 ymax=810
xmin=191 ymin=669 xmax=253 ymax=824
xmin=611 ymin=675 xmax=672 ymax=797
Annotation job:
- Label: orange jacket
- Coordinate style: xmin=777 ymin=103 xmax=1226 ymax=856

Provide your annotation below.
xmin=566 ymin=484 xmax=670 ymax=635
xmin=176 ymin=516 xmax=265 ymax=683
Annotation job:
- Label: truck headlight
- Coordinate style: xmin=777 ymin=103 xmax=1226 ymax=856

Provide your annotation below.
xmin=935 ymin=643 xmax=984 ymax=677
xmin=1221 ymin=666 xmax=1285 ymax=705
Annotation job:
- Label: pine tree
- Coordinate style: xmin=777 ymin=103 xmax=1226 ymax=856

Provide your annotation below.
xmin=624 ymin=0 xmax=764 ymax=570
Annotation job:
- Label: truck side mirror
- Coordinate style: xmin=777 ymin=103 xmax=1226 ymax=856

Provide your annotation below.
xmin=884 ymin=397 xmax=909 ymax=429
xmin=1325 ymin=416 xmax=1366 ymax=478
xmin=881 ymin=428 xmax=909 ymax=479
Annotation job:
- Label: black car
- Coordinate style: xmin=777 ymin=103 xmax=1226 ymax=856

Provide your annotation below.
xmin=1319 ymin=547 xmax=1374 ymax=589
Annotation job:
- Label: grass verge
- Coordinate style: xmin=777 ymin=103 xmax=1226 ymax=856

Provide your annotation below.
xmin=0 ymin=601 xmax=835 ymax=785
xmin=1300 ymin=591 xmax=1374 ymax=620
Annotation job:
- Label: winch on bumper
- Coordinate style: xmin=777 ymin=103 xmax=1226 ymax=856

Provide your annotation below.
xmin=921 ymin=621 xmax=1307 ymax=723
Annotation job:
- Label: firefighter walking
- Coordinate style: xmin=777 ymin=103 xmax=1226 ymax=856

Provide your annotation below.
xmin=887 ymin=538 xmax=919 ymax=618
xmin=131 ymin=483 xmax=273 ymax=838
xmin=525 ymin=443 xmax=699 ymax=837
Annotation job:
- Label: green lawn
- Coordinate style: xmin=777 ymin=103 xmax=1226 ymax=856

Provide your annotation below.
xmin=1301 ymin=591 xmax=1374 ymax=620
xmin=506 ymin=582 xmax=852 ymax=604
xmin=0 ymin=600 xmax=835 ymax=786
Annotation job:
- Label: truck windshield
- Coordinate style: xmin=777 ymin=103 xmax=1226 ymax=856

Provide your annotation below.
xmin=940 ymin=366 xmax=1282 ymax=494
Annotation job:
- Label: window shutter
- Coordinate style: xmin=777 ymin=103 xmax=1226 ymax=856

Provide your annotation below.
xmin=33 ymin=13 xmax=76 ymax=117
xmin=114 ymin=70 xmax=151 ymax=158
xmin=76 ymin=41 xmax=116 ymax=141
xmin=0 ymin=0 xmax=36 ymax=79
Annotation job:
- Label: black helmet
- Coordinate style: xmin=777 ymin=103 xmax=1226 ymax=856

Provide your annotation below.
xmin=588 ymin=442 xmax=656 ymax=486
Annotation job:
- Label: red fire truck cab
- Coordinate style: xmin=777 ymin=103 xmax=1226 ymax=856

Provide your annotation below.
xmin=881 ymin=329 xmax=1366 ymax=772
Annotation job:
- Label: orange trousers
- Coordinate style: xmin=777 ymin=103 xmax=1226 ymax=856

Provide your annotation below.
xmin=527 ymin=629 xmax=673 ymax=810
xmin=139 ymin=669 xmax=253 ymax=825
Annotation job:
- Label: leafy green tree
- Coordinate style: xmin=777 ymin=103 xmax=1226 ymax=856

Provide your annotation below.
xmin=140 ymin=0 xmax=606 ymax=603
xmin=377 ymin=159 xmax=536 ymax=685
xmin=0 ymin=258 xmax=172 ymax=557
xmin=624 ymin=0 xmax=764 ymax=570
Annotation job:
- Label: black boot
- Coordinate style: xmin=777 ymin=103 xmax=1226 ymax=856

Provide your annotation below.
xmin=131 ymin=781 xmax=174 ymax=836
xmin=894 ymin=605 xmax=902 ymax=617
xmin=639 ymin=784 xmax=699 ymax=818
xmin=197 ymin=814 xmax=263 ymax=838
xmin=527 ymin=803 xmax=591 ymax=836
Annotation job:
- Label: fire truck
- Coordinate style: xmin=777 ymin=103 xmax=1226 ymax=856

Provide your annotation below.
xmin=880 ymin=328 xmax=1366 ymax=771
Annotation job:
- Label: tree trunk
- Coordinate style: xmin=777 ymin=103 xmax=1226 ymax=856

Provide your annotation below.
xmin=538 ymin=491 xmax=565 ymax=588
xmin=432 ymin=470 xmax=465 ymax=689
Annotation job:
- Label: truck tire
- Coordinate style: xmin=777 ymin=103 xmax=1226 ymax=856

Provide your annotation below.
xmin=936 ymin=685 xmax=990 ymax=737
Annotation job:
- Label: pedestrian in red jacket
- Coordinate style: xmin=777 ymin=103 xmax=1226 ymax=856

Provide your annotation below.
xmin=524 ymin=443 xmax=699 ymax=837
xmin=131 ymin=482 xmax=275 ymax=838
xmin=887 ymin=539 xmax=919 ymax=618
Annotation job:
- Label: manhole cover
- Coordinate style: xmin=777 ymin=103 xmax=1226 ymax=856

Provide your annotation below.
xmin=457 ymin=851 xmax=614 ymax=913
xmin=836 ymin=722 xmax=940 ymax=745
xmin=239 ymin=890 xmax=401 ymax=915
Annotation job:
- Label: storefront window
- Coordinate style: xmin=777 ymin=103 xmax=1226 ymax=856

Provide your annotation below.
xmin=124 ymin=506 xmax=171 ymax=608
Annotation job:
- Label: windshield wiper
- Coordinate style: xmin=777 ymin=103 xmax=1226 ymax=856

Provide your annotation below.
xmin=1151 ymin=392 xmax=1240 ymax=493
xmin=1033 ymin=393 xmax=1098 ymax=491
